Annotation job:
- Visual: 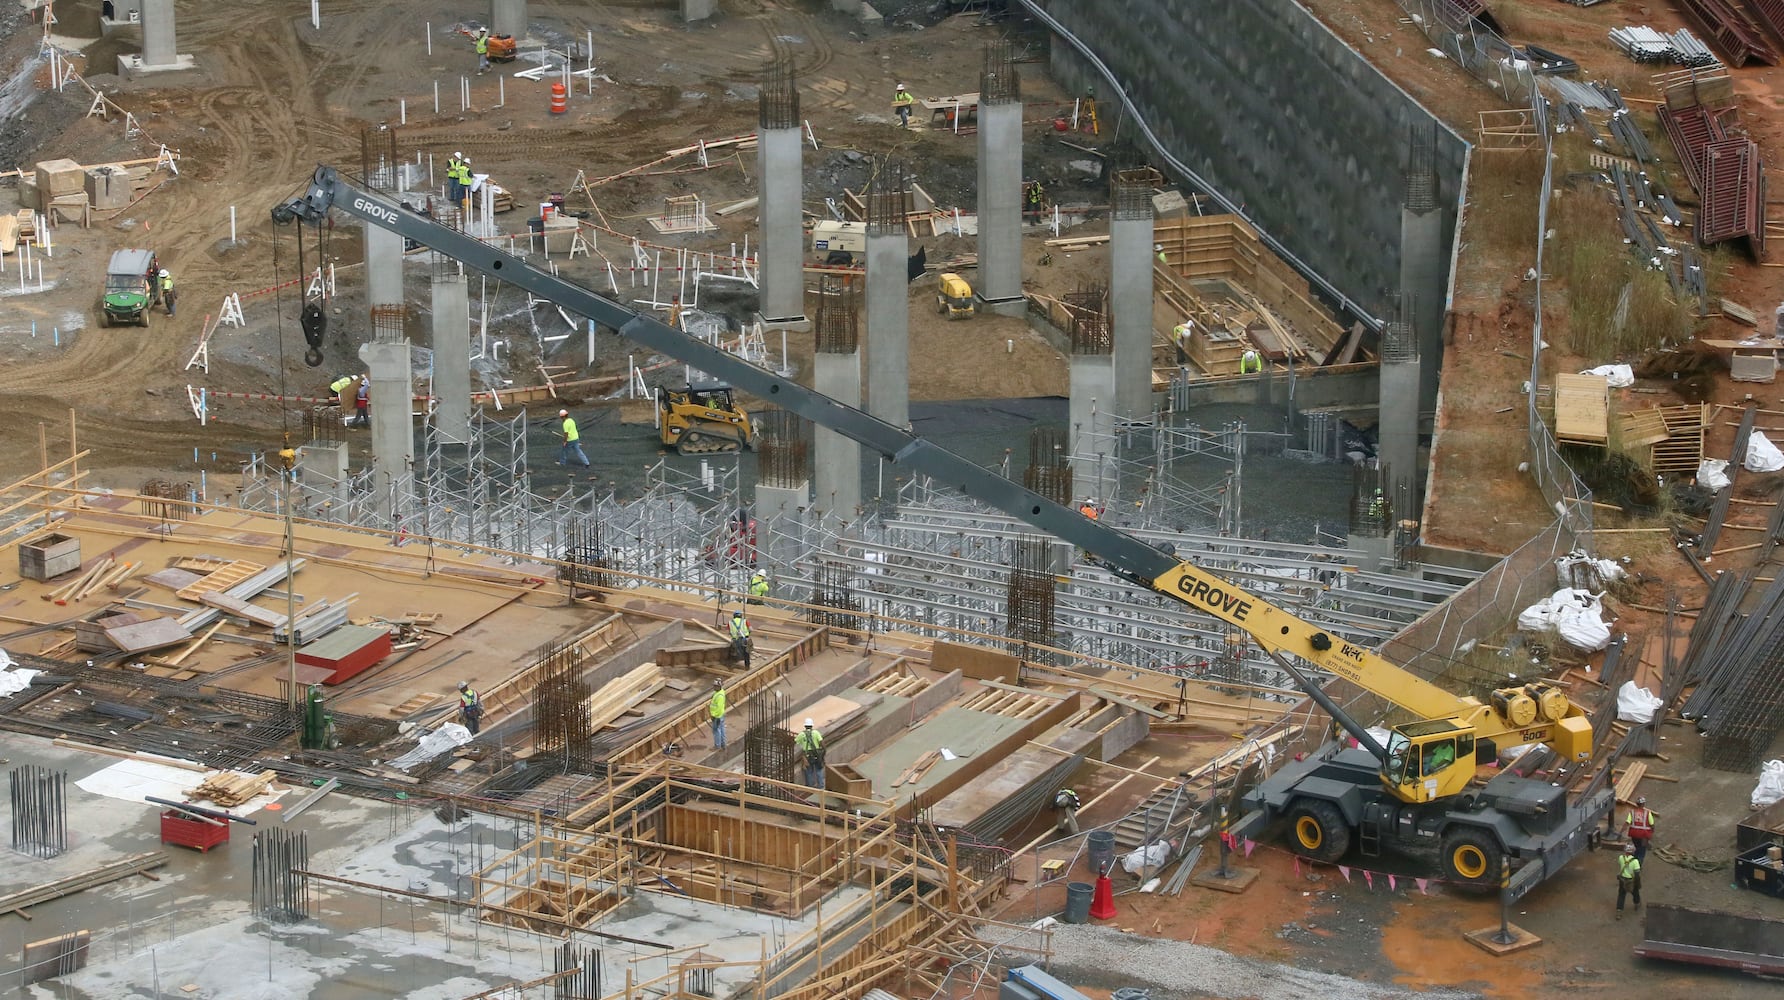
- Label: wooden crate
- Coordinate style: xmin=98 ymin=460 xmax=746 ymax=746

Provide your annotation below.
xmin=19 ymin=533 xmax=80 ymax=581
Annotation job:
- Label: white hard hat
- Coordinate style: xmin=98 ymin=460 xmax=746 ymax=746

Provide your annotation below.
xmin=804 ymin=718 xmax=815 ymax=728
xmin=455 ymin=151 xmax=463 ymax=159
xmin=1154 ymin=244 xmax=1163 ymax=252
xmin=896 ymin=82 xmax=906 ymax=89
xmin=457 ymin=681 xmax=468 ymax=691
xmin=558 ymin=408 xmax=569 ymax=417
xmin=159 ymin=269 xmax=169 ymax=277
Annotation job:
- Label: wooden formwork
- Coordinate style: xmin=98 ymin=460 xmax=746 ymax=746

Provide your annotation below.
xmin=1151 ymin=214 xmax=1344 ymax=359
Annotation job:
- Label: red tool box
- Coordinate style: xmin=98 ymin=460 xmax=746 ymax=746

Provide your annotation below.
xmin=160 ymin=808 xmax=230 ymax=852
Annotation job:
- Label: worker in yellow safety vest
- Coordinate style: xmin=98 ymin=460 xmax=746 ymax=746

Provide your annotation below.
xmin=795 ymin=719 xmax=825 ymax=789
xmin=892 ymin=83 xmax=915 ymax=127
xmin=728 ymin=611 xmax=752 ymax=669
xmin=330 ymin=374 xmax=357 ymax=406
xmin=457 ymin=681 xmax=483 ymax=735
xmin=708 ymin=680 xmax=728 ymax=749
xmin=1239 ymin=349 xmax=1262 ymax=375
xmin=1615 ymin=843 xmax=1642 ymax=918
xmin=475 ymin=28 xmax=491 ymax=75
xmin=747 ymin=570 xmax=769 ymax=605
xmin=557 ymin=409 xmax=589 ymax=468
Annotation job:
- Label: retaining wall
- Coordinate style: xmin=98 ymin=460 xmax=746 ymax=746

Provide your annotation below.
xmin=1039 ymin=0 xmax=1467 ymax=330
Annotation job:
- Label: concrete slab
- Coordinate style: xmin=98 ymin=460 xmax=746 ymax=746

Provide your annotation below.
xmin=116 ymin=53 xmax=197 ymax=78
xmin=847 ymin=706 xmax=1026 ymax=803
xmin=1192 ymin=866 xmax=1258 ymax=893
xmin=1463 ymin=922 xmax=1542 ymax=955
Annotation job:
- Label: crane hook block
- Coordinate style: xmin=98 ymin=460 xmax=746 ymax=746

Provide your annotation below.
xmin=300 ymin=303 xmax=327 ymax=347
xmin=304 ymin=346 xmax=324 ymax=368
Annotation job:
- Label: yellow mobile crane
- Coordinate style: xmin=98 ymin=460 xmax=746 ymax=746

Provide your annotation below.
xmin=277 ymin=166 xmax=1611 ymax=893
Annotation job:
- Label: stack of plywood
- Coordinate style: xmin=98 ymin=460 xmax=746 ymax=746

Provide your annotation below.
xmin=1554 ymin=373 xmax=1611 ymax=446
xmin=585 ymin=663 xmax=666 ymax=730
xmin=187 ymin=769 xmax=277 ymax=807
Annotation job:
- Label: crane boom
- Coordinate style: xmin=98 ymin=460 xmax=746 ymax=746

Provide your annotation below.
xmin=277 ymin=165 xmax=1591 ymax=764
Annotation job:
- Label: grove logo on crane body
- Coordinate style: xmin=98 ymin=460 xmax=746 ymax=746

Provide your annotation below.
xmin=352 ymin=196 xmax=399 ymax=225
xmin=1175 ymin=576 xmax=1253 ymax=622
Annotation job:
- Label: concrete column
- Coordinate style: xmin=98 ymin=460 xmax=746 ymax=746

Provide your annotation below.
xmin=975 ymin=101 xmax=1024 ymax=314
xmin=753 ymin=482 xmax=807 ymax=570
xmin=490 ymin=0 xmax=527 ymax=40
xmin=1069 ymin=354 xmax=1116 ymax=505
xmin=140 ymin=0 xmax=175 ymax=66
xmin=1378 ymin=355 xmax=1420 ymax=509
xmin=757 ymin=126 xmax=807 ymax=325
xmin=864 ymin=227 xmax=909 ymax=430
xmin=679 ymin=0 xmax=714 ymax=20
xmin=812 ymin=351 xmax=862 ymax=526
xmin=359 ymin=339 xmax=415 ymax=523
xmin=365 ymin=225 xmax=405 ymax=310
xmin=297 ymin=441 xmax=350 ymax=508
xmin=1110 ymin=212 xmax=1155 ymax=420
xmin=431 ymin=270 xmax=471 ymax=444
xmin=1402 ymin=205 xmax=1444 ymax=414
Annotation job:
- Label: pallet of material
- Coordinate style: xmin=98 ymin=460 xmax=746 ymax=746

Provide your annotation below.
xmin=187 ymin=769 xmax=277 ymax=807
xmin=103 ymin=616 xmax=193 ymax=654
xmin=1614 ymin=760 xmax=1648 ymax=804
xmin=176 ymin=560 xmax=266 ymax=601
xmin=0 ymin=852 xmax=167 ymax=915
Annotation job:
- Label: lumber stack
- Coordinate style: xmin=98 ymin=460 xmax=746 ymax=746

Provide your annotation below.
xmin=585 ymin=662 xmax=667 ymax=730
xmin=0 ymin=852 xmax=167 ymax=915
xmin=187 ymin=769 xmax=277 ymax=806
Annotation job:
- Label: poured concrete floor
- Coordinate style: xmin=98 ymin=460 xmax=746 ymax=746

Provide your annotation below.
xmin=0 ymin=731 xmax=854 ymax=998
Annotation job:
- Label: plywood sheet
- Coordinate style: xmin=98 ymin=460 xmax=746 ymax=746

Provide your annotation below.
xmin=103 ymin=617 xmax=192 ymax=654
xmin=143 ymin=568 xmax=204 ymax=592
xmin=784 ymin=695 xmax=860 ymax=735
xmin=1555 ymin=373 xmax=1610 ymax=444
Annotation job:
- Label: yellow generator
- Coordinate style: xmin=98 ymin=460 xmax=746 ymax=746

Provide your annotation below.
xmin=657 ymin=383 xmax=754 ymax=454
xmin=935 ymin=272 xmax=975 ymax=319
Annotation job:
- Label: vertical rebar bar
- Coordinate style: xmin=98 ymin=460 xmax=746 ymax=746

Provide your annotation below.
xmin=9 ymin=766 xmax=68 ymax=858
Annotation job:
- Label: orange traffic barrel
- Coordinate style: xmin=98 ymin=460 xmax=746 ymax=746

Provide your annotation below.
xmin=550 ymin=82 xmax=567 ymax=115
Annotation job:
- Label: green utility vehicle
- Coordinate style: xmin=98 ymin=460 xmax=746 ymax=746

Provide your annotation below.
xmin=101 ymin=248 xmax=159 ymax=327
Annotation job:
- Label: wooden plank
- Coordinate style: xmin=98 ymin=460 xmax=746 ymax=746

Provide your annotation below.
xmin=1614 ymin=760 xmax=1648 ymax=804
xmin=197 ymin=591 xmax=286 ymax=628
xmin=1087 ymin=685 xmax=1172 ymax=720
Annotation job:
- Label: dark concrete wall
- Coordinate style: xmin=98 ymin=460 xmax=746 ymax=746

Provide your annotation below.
xmin=1041 ymin=0 xmax=1466 ymax=326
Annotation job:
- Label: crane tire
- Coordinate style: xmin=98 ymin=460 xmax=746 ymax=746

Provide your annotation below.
xmin=1440 ymin=829 xmax=1500 ymax=885
xmin=1286 ymin=799 xmax=1349 ymax=864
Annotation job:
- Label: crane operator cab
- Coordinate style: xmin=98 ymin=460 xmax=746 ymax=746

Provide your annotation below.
xmin=1382 ymin=719 xmax=1476 ymax=804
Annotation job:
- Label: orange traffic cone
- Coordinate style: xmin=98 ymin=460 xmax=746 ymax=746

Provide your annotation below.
xmin=1088 ymin=872 xmax=1116 ymax=920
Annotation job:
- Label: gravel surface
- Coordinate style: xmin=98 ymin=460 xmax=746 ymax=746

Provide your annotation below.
xmin=1043 ymin=924 xmax=1484 ymax=1000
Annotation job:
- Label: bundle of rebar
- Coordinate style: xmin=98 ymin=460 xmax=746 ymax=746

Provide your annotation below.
xmin=8 ymin=765 xmax=67 ymax=858
xmin=251 ymin=828 xmax=310 ymax=923
xmin=552 ymin=942 xmax=602 ymax=1000
xmin=1005 ymin=537 xmax=1057 ymax=647
xmin=1672 ymin=568 xmax=1784 ymax=771
xmin=814 ymin=276 xmax=859 ymax=354
xmin=743 ymin=689 xmax=797 ymax=799
xmin=534 ymin=639 xmax=593 ymax=773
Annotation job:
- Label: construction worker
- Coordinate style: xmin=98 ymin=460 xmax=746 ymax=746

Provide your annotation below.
xmin=557 ymin=408 xmax=589 ymax=468
xmin=330 ymin=373 xmax=358 ymax=407
xmin=747 ymin=569 xmax=769 ymax=606
xmin=457 ymin=681 xmax=483 ymax=736
xmin=1054 ymin=788 xmax=1082 ymax=835
xmin=446 ymin=152 xmax=468 ymax=203
xmin=1078 ymin=498 xmax=1099 ymax=521
xmin=1239 ymin=349 xmax=1262 ymax=375
xmin=1171 ymin=319 xmax=1194 ymax=364
xmin=795 ymin=719 xmax=825 ymax=789
xmin=1155 ymin=243 xmax=1167 ymax=266
xmin=475 ymin=28 xmax=491 ymax=75
xmin=1024 ymin=181 xmax=1046 ymax=224
xmin=1624 ymin=796 xmax=1657 ymax=863
xmin=728 ymin=611 xmax=752 ymax=668
xmin=1615 ymin=842 xmax=1642 ymax=918
xmin=454 ymin=155 xmax=473 ymax=206
xmin=892 ymin=83 xmax=915 ymax=127
xmin=352 ymin=378 xmax=370 ymax=429
xmin=708 ymin=679 xmax=728 ymax=749
xmin=159 ymin=269 xmax=176 ymax=317
xmin=1368 ymin=488 xmax=1388 ymax=522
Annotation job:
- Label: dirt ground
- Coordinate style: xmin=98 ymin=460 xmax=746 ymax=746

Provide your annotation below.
xmin=0 ymin=1 xmax=1102 ymax=493
xmin=5 ymin=1 xmax=1784 ymax=997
